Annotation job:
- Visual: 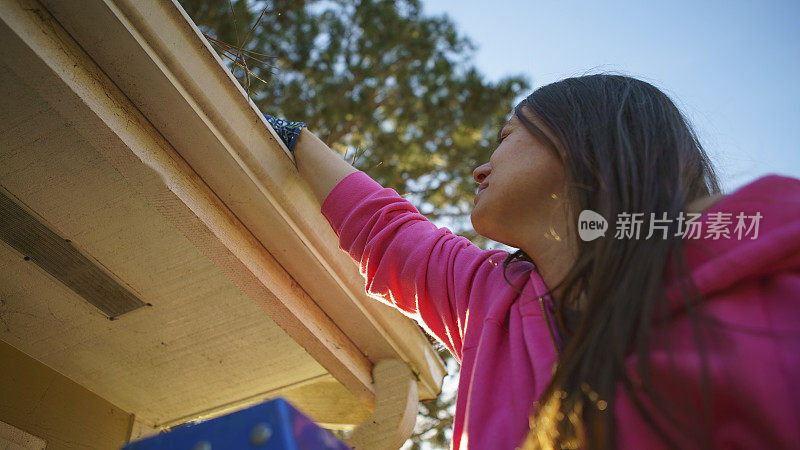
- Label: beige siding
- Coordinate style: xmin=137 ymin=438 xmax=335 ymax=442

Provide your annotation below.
xmin=0 ymin=340 xmax=131 ymax=449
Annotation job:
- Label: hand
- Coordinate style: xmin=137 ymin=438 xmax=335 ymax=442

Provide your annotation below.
xmin=263 ymin=114 xmax=307 ymax=153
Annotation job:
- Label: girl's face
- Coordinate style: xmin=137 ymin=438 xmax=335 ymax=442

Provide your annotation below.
xmin=471 ymin=111 xmax=571 ymax=255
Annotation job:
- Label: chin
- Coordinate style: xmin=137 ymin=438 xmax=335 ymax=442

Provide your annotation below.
xmin=470 ymin=216 xmax=518 ymax=248
xmin=470 ymin=211 xmax=484 ymax=235
xmin=470 ymin=213 xmax=495 ymax=241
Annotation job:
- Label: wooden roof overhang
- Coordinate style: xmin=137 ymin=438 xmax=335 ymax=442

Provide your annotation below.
xmin=0 ymin=0 xmax=445 ymax=434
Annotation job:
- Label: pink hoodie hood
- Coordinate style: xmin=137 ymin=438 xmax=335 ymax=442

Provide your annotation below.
xmin=618 ymin=174 xmax=800 ymax=449
xmin=663 ymin=174 xmax=800 ymax=313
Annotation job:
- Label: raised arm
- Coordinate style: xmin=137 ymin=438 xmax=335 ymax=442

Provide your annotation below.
xmin=285 ymin=125 xmax=531 ymax=361
xmin=293 ymin=128 xmax=359 ymax=204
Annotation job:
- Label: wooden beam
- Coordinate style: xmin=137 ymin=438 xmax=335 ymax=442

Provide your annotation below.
xmin=345 ymin=359 xmax=419 ymax=450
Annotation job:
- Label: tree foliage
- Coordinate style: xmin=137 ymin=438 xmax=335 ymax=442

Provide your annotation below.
xmin=177 ymin=0 xmax=529 ymax=446
xmin=179 ymin=0 xmax=527 ymax=240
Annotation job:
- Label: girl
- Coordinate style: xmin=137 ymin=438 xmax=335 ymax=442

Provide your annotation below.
xmin=265 ymin=74 xmax=800 ymax=449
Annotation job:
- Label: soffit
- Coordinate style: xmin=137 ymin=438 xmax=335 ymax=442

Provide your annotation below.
xmin=0 ymin=62 xmax=370 ymax=427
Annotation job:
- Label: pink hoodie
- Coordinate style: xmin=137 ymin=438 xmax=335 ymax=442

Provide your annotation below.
xmin=320 ymin=171 xmax=800 ymax=449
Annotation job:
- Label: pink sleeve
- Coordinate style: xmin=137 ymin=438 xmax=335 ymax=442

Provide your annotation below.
xmin=320 ymin=171 xmax=508 ymax=360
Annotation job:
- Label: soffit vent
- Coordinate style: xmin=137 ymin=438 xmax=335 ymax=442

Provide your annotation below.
xmin=0 ymin=189 xmax=146 ymax=318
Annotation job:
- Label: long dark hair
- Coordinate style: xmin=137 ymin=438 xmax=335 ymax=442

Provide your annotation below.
xmin=501 ymin=73 xmax=721 ymax=449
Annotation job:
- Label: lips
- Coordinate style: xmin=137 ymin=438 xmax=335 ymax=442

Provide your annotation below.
xmin=474 ymin=184 xmax=488 ymax=205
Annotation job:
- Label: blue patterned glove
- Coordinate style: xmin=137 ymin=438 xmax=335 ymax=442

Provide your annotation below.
xmin=263 ymin=114 xmax=307 ymax=153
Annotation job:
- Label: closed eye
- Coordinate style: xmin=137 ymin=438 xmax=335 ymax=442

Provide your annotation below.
xmin=495 ymin=129 xmax=509 ymax=145
xmin=495 ymin=122 xmax=513 ymax=145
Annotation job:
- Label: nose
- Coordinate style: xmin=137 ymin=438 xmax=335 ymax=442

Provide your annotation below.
xmin=473 ymin=162 xmax=491 ymax=185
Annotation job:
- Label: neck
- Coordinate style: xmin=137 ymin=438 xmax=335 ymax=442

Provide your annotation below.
xmin=523 ymin=234 xmax=577 ymax=302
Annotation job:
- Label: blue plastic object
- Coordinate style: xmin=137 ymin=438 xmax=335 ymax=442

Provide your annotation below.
xmin=122 ymin=397 xmax=350 ymax=450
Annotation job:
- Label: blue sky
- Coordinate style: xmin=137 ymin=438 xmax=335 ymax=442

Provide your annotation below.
xmin=422 ymin=0 xmax=800 ymax=192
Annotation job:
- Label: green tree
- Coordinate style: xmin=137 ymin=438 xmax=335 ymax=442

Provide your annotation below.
xmin=177 ymin=0 xmax=529 ymax=447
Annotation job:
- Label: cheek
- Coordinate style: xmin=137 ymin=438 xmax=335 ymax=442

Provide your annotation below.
xmin=470 ymin=157 xmax=565 ymax=236
xmin=523 ymin=155 xmax=565 ymax=205
xmin=504 ymin=167 xmax=558 ymax=210
xmin=498 ymin=163 xmax=566 ymax=230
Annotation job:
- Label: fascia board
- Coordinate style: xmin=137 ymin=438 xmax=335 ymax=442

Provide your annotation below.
xmin=36 ymin=0 xmax=447 ymax=399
